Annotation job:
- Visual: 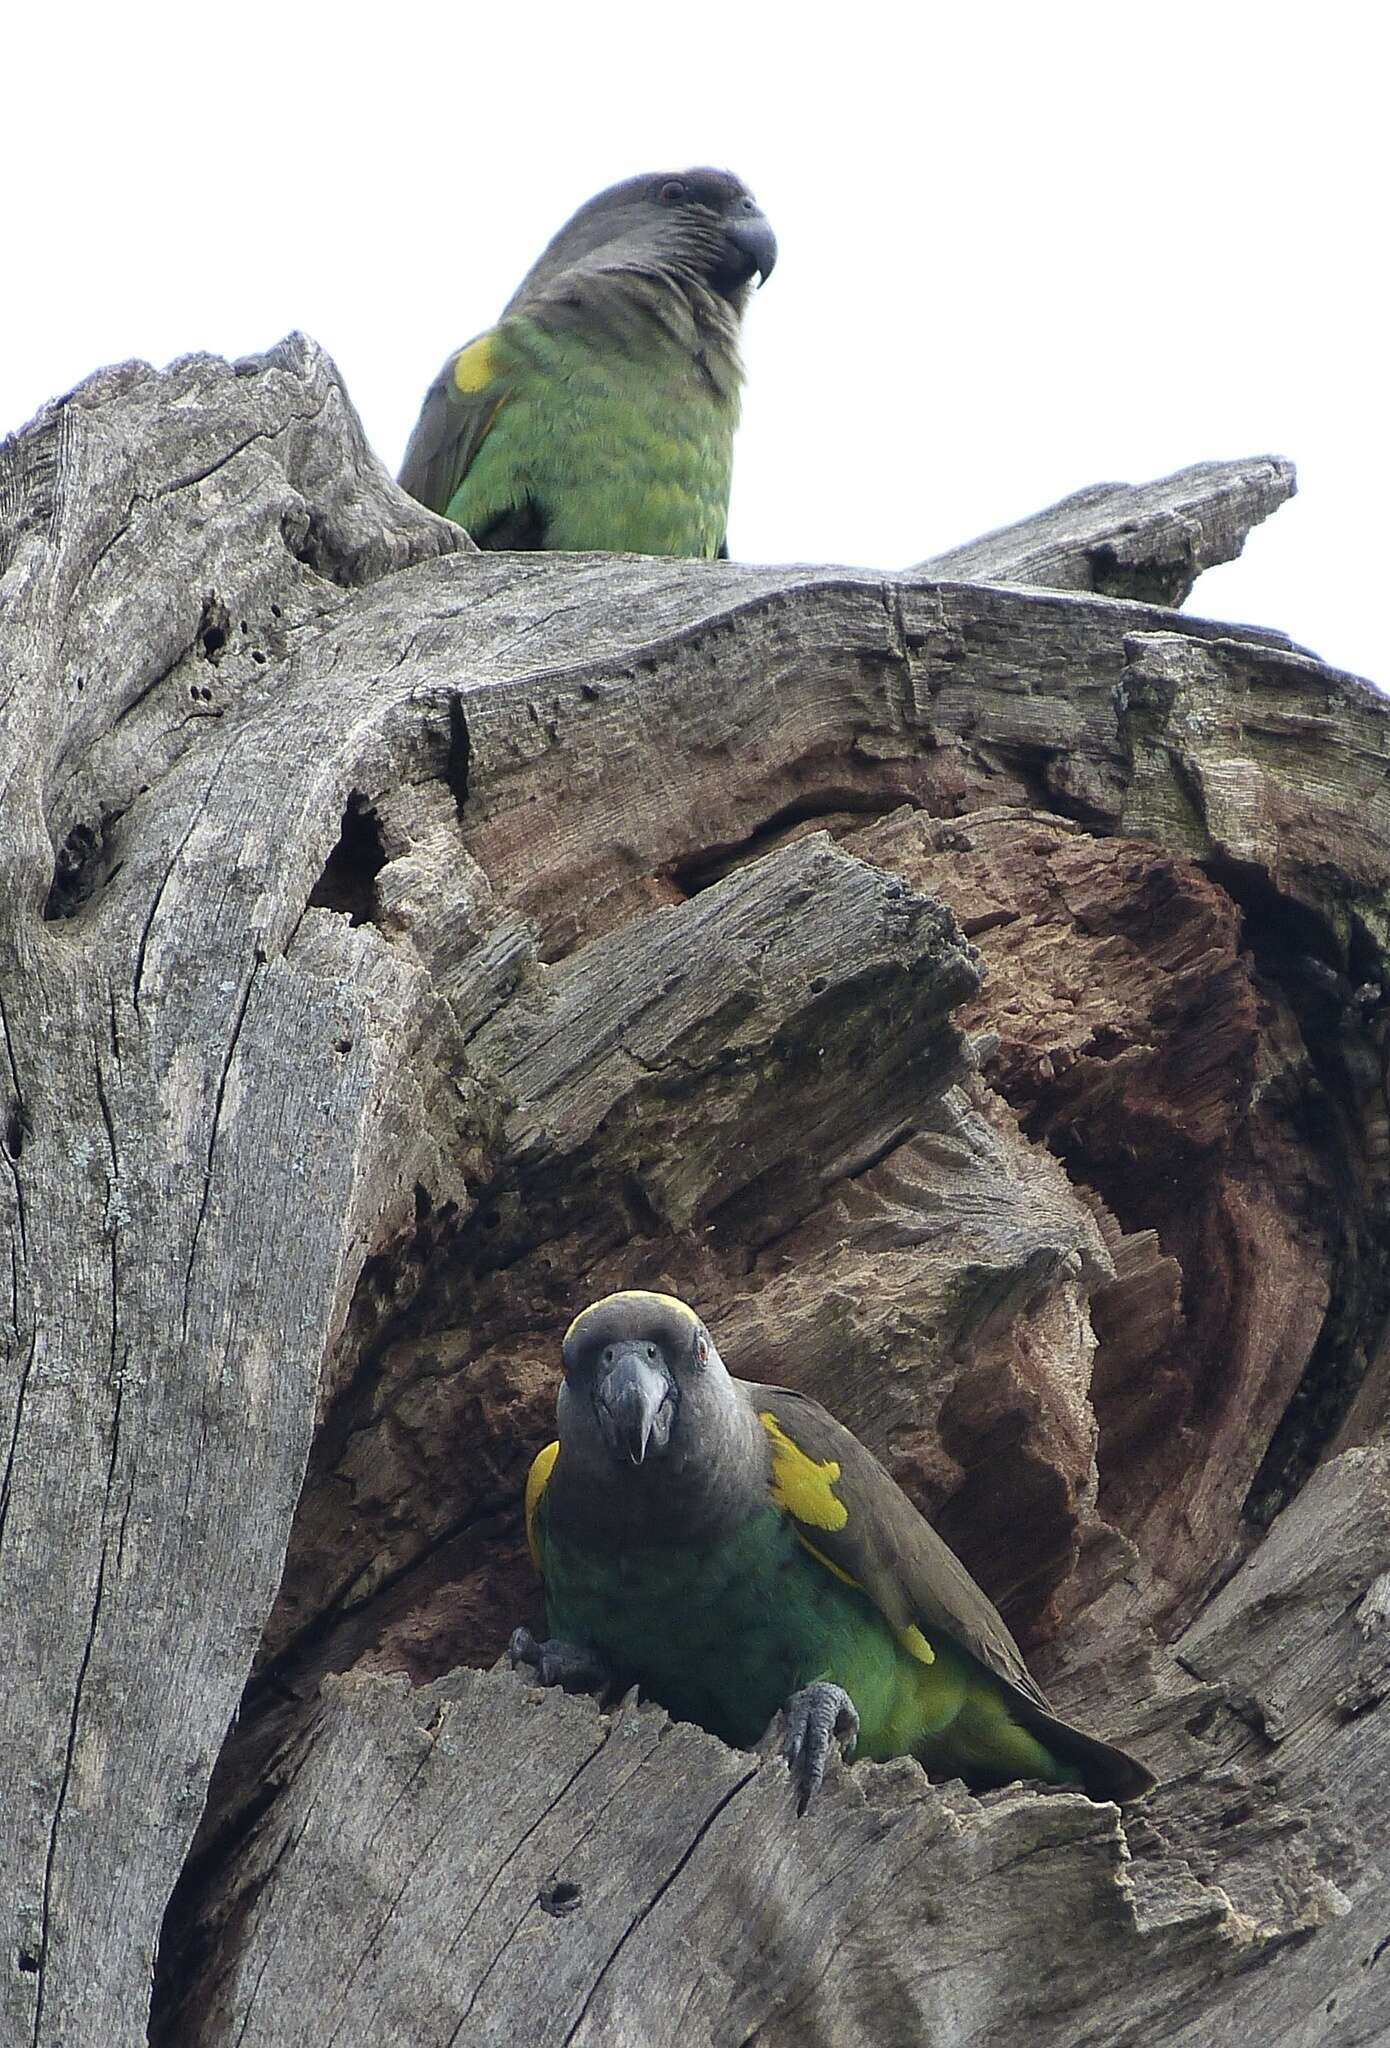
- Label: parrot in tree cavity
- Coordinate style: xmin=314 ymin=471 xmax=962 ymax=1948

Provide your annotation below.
xmin=513 ymin=1291 xmax=1155 ymax=1815
xmin=398 ymin=169 xmax=776 ymax=557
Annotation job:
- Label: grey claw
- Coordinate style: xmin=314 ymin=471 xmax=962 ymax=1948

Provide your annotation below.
xmin=509 ymin=1627 xmax=543 ymax=1671
xmin=508 ymin=1628 xmax=609 ymax=1694
xmin=780 ymin=1683 xmax=859 ymax=1816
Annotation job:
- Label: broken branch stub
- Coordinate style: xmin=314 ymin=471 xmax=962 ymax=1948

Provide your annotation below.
xmin=913 ymin=454 xmax=1296 ymax=609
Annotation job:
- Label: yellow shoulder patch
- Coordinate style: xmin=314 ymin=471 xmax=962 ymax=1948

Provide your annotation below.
xmin=563 ymin=1291 xmax=700 ymax=1347
xmin=759 ymin=1412 xmax=849 ymax=1532
xmin=768 ymin=1427 xmax=935 ymax=1664
xmin=525 ymin=1440 xmax=560 ymax=1572
xmin=453 ymin=335 xmax=498 ymax=395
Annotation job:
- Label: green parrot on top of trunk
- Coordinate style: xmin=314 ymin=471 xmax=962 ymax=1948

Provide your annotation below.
xmin=512 ymin=1291 xmax=1155 ymax=1815
xmin=398 ymin=169 xmax=776 ymax=557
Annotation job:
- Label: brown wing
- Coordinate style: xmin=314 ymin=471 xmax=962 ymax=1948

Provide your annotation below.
xmin=746 ymin=1380 xmax=1049 ymax=1703
xmin=398 ymin=329 xmax=509 ymax=519
xmin=745 ymin=1380 xmax=1154 ymax=1802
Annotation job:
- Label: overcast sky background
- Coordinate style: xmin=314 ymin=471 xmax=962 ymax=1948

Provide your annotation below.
xmin=4 ymin=5 xmax=1382 ymax=682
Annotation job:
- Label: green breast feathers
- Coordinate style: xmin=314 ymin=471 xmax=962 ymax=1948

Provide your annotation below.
xmin=513 ymin=1290 xmax=1153 ymax=1815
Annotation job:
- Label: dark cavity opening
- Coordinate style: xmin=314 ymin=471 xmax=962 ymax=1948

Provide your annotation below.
xmin=445 ymin=694 xmax=470 ymax=818
xmin=43 ymin=807 xmax=127 ymax=921
xmin=308 ymin=794 xmax=387 ymax=927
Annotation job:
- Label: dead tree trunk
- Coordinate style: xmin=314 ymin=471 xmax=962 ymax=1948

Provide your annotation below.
xmin=2 ymin=337 xmax=1387 ymax=2048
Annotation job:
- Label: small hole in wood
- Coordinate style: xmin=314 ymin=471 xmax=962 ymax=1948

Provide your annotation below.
xmin=198 ymin=597 xmax=230 ymax=663
xmin=538 ymin=1876 xmax=582 ymax=1917
xmin=17 ymin=1948 xmax=39 ymax=1973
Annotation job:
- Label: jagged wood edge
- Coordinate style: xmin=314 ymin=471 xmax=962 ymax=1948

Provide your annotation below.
xmin=176 ymin=1446 xmax=1390 ymax=2047
xmin=912 ymin=454 xmax=1298 ymax=613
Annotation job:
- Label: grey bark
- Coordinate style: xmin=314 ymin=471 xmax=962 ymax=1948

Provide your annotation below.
xmin=913 ymin=454 xmax=1296 ymax=610
xmin=1 ymin=337 xmax=1386 ymax=2048
xmin=173 ymin=1447 xmax=1390 ymax=2048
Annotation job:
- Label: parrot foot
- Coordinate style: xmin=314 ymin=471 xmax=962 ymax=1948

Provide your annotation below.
xmin=778 ymin=1682 xmax=859 ymax=1816
xmin=508 ymin=1627 xmax=610 ymax=1695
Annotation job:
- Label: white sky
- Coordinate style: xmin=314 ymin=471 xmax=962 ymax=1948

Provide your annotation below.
xmin=4 ymin=5 xmax=1383 ymax=683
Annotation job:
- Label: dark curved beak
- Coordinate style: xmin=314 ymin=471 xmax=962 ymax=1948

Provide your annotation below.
xmin=722 ymin=209 xmax=778 ymax=289
xmin=595 ymin=1346 xmax=675 ymax=1465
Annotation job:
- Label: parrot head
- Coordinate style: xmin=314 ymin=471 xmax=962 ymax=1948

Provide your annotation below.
xmin=560 ymin=1290 xmax=736 ymax=1469
xmin=511 ymin=169 xmax=776 ymax=316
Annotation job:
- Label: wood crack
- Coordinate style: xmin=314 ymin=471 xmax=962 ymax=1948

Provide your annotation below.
xmin=560 ymin=1765 xmax=760 ymax=2046
xmin=33 ymin=1375 xmax=125 ymax=2048
xmin=0 ymin=983 xmax=29 ymax=1255
xmin=181 ymin=953 xmax=263 ymax=1342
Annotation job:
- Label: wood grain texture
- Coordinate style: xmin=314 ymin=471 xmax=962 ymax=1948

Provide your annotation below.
xmin=913 ymin=454 xmax=1297 ymax=610
xmin=2 ymin=337 xmax=1387 ymax=2046
xmin=175 ymin=1431 xmax=1390 ymax=2048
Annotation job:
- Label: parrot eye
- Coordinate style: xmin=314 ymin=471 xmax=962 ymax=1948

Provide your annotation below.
xmin=693 ymin=1331 xmax=710 ymax=1368
xmin=657 ymin=178 xmax=689 ymax=207
xmin=598 ymin=1341 xmax=660 ymax=1366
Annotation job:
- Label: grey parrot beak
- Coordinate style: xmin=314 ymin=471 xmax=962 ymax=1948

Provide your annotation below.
xmin=595 ymin=1346 xmax=675 ymax=1465
xmin=728 ymin=210 xmax=777 ymax=287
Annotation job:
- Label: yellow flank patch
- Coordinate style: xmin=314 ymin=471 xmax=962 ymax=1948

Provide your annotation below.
xmin=760 ymin=1413 xmax=849 ymax=1532
xmin=525 ymin=1441 xmax=560 ymax=1572
xmin=795 ymin=1531 xmax=860 ymax=1588
xmin=563 ymin=1291 xmax=700 ymax=1346
xmin=898 ymin=1624 xmax=936 ymax=1666
xmin=453 ymin=335 xmax=498 ymax=394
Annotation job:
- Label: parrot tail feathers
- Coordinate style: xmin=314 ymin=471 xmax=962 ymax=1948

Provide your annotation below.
xmin=1019 ymin=1703 xmax=1156 ymax=1805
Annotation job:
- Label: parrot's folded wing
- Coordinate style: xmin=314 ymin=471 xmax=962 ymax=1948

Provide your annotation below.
xmin=745 ymin=1380 xmax=1155 ymax=1803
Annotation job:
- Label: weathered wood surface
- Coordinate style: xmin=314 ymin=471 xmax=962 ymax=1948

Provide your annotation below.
xmin=914 ymin=454 xmax=1297 ymax=610
xmin=168 ymin=1445 xmax=1390 ymax=2048
xmin=1 ymin=338 xmax=1387 ymax=2047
